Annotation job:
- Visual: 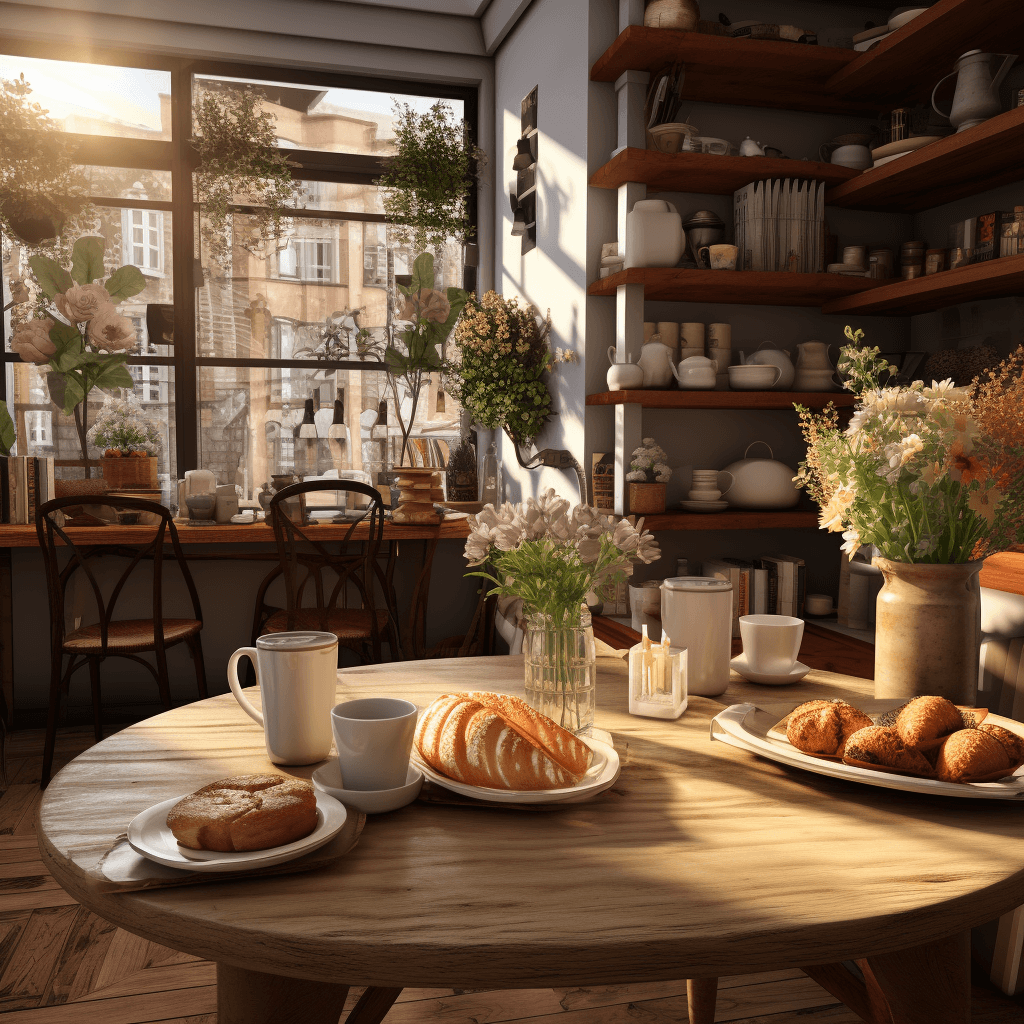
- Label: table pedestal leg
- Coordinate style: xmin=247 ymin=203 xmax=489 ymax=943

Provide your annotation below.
xmin=864 ymin=930 xmax=970 ymax=1024
xmin=686 ymin=977 xmax=717 ymax=1024
xmin=217 ymin=963 xmax=350 ymax=1024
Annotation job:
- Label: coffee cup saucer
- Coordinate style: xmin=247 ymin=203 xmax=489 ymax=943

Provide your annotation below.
xmin=730 ymin=653 xmax=810 ymax=685
xmin=312 ymin=762 xmax=422 ymax=813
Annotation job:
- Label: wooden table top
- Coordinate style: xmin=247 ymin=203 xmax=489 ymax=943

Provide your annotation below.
xmin=38 ymin=656 xmax=1024 ymax=990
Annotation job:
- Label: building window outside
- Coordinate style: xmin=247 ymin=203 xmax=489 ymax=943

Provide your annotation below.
xmin=275 ymin=239 xmax=334 ymax=282
xmin=26 ymin=411 xmax=51 ymax=445
xmin=121 ymin=208 xmax=164 ymax=275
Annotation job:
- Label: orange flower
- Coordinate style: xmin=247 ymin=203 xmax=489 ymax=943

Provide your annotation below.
xmin=949 ymin=439 xmax=988 ymax=486
xmin=968 ymin=483 xmax=1002 ymax=526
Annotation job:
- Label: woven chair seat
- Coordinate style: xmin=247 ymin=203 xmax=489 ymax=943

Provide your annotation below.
xmin=263 ymin=608 xmax=389 ymax=641
xmin=63 ymin=619 xmax=202 ymax=654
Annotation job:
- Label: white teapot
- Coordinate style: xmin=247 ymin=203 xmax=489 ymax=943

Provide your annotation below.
xmin=671 ymin=355 xmax=718 ymax=390
xmin=625 ymin=200 xmax=686 ymax=269
xmin=739 ymin=137 xmax=765 ymax=157
xmin=606 ymin=347 xmax=645 ymax=391
xmin=740 ymin=341 xmax=795 ymax=390
xmin=637 ymin=337 xmax=677 ymax=388
xmin=720 ymin=442 xmax=799 ymax=509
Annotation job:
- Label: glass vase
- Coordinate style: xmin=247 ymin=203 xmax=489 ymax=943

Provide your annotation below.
xmin=523 ymin=608 xmax=596 ymax=736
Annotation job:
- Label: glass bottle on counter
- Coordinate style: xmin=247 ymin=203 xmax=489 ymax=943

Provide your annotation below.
xmin=481 ymin=441 xmax=501 ymax=506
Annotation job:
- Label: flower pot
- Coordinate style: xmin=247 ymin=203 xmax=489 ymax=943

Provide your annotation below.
xmin=523 ymin=608 xmax=596 ymax=736
xmin=101 ymin=455 xmax=158 ymax=490
xmin=629 ymin=482 xmax=666 ymax=514
xmin=872 ymin=557 xmax=983 ymax=705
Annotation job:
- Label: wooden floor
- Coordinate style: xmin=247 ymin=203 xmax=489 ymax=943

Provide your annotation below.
xmin=2 ymin=727 xmax=1024 ymax=1023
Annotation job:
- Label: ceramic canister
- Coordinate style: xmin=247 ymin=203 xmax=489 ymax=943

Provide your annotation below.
xmin=681 ymin=323 xmax=705 ymax=349
xmin=660 ymin=577 xmax=733 ymax=696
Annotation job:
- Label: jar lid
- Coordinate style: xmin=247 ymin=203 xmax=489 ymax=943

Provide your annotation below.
xmin=661 ymin=576 xmax=733 ymax=592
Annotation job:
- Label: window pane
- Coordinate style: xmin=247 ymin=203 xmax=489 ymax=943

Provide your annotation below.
xmin=292 ymin=180 xmax=384 ymax=216
xmin=193 ymin=74 xmax=463 ymax=157
xmin=74 ymin=166 xmax=172 ymax=202
xmin=1 ymin=55 xmax=171 ymax=140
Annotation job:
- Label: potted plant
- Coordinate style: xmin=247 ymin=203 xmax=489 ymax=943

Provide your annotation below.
xmin=795 ymin=327 xmax=1024 ymax=703
xmin=626 ymin=438 xmax=671 ymax=513
xmin=10 ymin=237 xmax=144 ymax=471
xmin=376 ymin=100 xmax=484 ymax=253
xmin=192 ymin=83 xmax=304 ymax=267
xmin=87 ymin=394 xmax=162 ymax=489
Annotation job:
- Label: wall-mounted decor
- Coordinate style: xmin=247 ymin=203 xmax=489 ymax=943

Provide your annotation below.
xmin=510 ymin=86 xmax=538 ymax=254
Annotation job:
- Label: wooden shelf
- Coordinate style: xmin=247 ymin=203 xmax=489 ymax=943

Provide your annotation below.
xmin=826 ymin=107 xmax=1024 ymax=213
xmin=642 ymin=510 xmax=820 ymax=531
xmin=586 ymin=390 xmax=855 ymax=409
xmin=589 ymin=268 xmax=886 ymax=306
xmin=590 ymin=26 xmax=869 ymax=114
xmin=590 ymin=148 xmax=859 ymax=194
xmin=822 ymin=253 xmax=1024 ymax=316
xmin=826 ymin=0 xmax=1024 ymax=104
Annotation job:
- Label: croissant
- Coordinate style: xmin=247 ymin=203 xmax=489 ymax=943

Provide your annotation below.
xmin=415 ymin=692 xmax=593 ymax=790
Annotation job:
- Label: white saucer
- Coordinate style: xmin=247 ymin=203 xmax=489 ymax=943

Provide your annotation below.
xmin=870 ymin=135 xmax=942 ymax=160
xmin=730 ymin=654 xmax=810 ymax=685
xmin=230 ymin=513 xmax=257 ymax=524
xmin=127 ymin=791 xmax=347 ymax=872
xmin=411 ymin=735 xmax=620 ymax=805
xmin=679 ymin=500 xmax=729 ymax=512
xmin=312 ymin=762 xmax=423 ymax=813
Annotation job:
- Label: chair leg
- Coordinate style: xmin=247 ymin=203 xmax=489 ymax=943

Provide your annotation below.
xmin=344 ymin=987 xmax=402 ymax=1024
xmin=686 ymin=978 xmax=717 ymax=1024
xmin=154 ymin=645 xmax=173 ymax=710
xmin=187 ymin=636 xmax=208 ymax=699
xmin=87 ymin=657 xmax=103 ymax=745
xmin=41 ymin=654 xmax=66 ymax=789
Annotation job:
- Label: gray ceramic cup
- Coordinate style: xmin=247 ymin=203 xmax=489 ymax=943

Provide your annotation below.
xmin=331 ymin=697 xmax=418 ymax=791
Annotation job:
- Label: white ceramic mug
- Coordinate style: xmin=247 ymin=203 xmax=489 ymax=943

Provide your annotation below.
xmin=699 ymin=244 xmax=739 ymax=271
xmin=739 ymin=614 xmax=804 ymax=675
xmin=227 ymin=632 xmax=338 ymax=765
xmin=331 ymin=697 xmax=418 ymax=790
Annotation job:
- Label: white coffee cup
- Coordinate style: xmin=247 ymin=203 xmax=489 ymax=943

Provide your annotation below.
xmin=227 ymin=632 xmax=338 ymax=765
xmin=331 ymin=697 xmax=418 ymax=791
xmin=739 ymin=614 xmax=804 ymax=675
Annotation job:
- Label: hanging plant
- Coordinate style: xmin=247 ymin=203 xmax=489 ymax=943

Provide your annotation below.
xmin=377 ymin=100 xmax=484 ymax=252
xmin=192 ymin=83 xmax=304 ymax=267
xmin=0 ymin=75 xmax=91 ymax=248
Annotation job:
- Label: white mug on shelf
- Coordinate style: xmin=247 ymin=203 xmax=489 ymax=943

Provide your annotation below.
xmin=227 ymin=631 xmax=338 ymax=765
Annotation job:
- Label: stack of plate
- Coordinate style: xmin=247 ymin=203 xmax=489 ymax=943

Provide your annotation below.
xmin=870 ymin=135 xmax=942 ymax=168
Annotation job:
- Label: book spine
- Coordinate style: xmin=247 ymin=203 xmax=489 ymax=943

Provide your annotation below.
xmin=754 ymin=568 xmax=768 ymax=614
xmin=13 ymin=457 xmax=28 ymax=525
xmin=795 ymin=563 xmax=807 ymax=617
xmin=0 ymin=458 xmax=9 ymax=524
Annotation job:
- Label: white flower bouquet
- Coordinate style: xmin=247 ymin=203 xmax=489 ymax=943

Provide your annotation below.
xmin=87 ymin=395 xmax=162 ymax=456
xmin=796 ymin=328 xmax=1024 ymax=563
xmin=626 ymin=438 xmax=671 ymax=484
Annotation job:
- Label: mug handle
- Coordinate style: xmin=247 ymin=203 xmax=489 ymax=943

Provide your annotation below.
xmin=717 ymin=470 xmax=735 ymax=495
xmin=769 ymin=366 xmax=782 ymax=388
xmin=227 ymin=648 xmax=264 ymax=728
xmin=698 ymin=246 xmax=710 ymax=268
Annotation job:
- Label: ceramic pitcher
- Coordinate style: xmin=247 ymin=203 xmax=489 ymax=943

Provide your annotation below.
xmin=794 ymin=341 xmax=835 ymax=371
xmin=932 ymin=50 xmax=1016 ymax=132
xmin=606 ymin=348 xmax=645 ymax=391
xmin=625 ymin=200 xmax=685 ymax=269
xmin=638 ymin=338 xmax=677 ymax=388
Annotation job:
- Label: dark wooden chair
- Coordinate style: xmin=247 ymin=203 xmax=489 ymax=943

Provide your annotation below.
xmin=251 ymin=480 xmax=401 ymax=663
xmin=35 ymin=496 xmax=207 ymax=787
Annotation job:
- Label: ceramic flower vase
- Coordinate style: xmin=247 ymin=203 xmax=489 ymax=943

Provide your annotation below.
xmin=523 ymin=607 xmax=596 ymax=736
xmin=872 ymin=557 xmax=983 ymax=705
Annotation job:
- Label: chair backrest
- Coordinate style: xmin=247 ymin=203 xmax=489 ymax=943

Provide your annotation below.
xmin=35 ymin=496 xmax=203 ymax=657
xmin=267 ymin=480 xmax=388 ymax=634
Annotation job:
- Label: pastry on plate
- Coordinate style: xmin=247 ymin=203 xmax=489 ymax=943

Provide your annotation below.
xmin=842 ymin=726 xmax=934 ymax=775
xmin=893 ymin=695 xmax=963 ymax=748
xmin=934 ymin=729 xmax=1011 ymax=783
xmin=979 ymin=723 xmax=1024 ymax=765
xmin=786 ymin=698 xmax=873 ymax=756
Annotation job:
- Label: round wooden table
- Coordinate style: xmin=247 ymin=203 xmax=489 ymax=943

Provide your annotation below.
xmin=38 ymin=656 xmax=1024 ymax=1024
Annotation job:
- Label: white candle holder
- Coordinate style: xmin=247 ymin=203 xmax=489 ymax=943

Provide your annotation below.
xmin=628 ymin=625 xmax=688 ymax=719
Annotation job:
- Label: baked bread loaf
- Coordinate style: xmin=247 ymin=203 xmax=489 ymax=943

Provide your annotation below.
xmin=842 ymin=726 xmax=934 ymax=775
xmin=166 ymin=774 xmax=317 ymax=852
xmin=415 ymin=692 xmax=593 ymax=790
xmin=786 ymin=699 xmax=873 ymax=755
xmin=934 ymin=729 xmax=1010 ymax=782
xmin=894 ymin=695 xmax=963 ymax=748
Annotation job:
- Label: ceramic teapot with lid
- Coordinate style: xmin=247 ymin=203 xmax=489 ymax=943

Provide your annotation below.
xmin=739 ymin=137 xmax=765 ymax=157
xmin=740 ymin=342 xmax=795 ymax=390
xmin=671 ymin=355 xmax=718 ymax=390
xmin=606 ymin=347 xmax=645 ymax=391
xmin=720 ymin=441 xmax=800 ymax=509
xmin=637 ymin=337 xmax=677 ymax=388
xmin=932 ymin=50 xmax=1016 ymax=132
xmin=625 ymin=200 xmax=686 ymax=268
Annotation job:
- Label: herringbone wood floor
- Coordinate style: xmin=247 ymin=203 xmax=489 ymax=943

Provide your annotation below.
xmin=2 ymin=727 xmax=1024 ymax=1023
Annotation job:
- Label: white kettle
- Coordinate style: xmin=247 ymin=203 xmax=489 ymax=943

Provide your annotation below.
xmin=625 ymin=200 xmax=685 ymax=268
xmin=932 ymin=50 xmax=1016 ymax=132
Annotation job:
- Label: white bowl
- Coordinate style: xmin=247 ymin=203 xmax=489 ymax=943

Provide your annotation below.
xmin=728 ymin=365 xmax=779 ymax=390
xmin=888 ymin=7 xmax=928 ymax=31
xmin=312 ymin=762 xmax=423 ymax=814
xmin=830 ymin=144 xmax=872 ymax=170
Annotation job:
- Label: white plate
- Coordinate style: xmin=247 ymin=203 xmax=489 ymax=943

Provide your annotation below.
xmin=127 ymin=791 xmax=348 ymax=871
xmin=888 ymin=7 xmax=929 ymax=31
xmin=731 ymin=654 xmax=810 ymax=685
xmin=312 ymin=762 xmax=423 ymax=813
xmin=870 ymin=135 xmax=943 ymax=160
xmin=710 ymin=703 xmax=1024 ymax=800
xmin=679 ymin=500 xmax=729 ymax=512
xmin=412 ymin=735 xmax=620 ymax=805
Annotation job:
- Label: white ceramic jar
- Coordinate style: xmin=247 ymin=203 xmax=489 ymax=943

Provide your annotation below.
xmin=625 ymin=200 xmax=685 ymax=268
xmin=660 ymin=577 xmax=734 ymax=696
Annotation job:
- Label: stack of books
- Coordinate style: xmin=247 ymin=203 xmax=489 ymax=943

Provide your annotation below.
xmin=734 ymin=179 xmax=825 ymax=274
xmin=702 ymin=554 xmax=806 ymax=636
xmin=0 ymin=457 xmax=55 ymax=524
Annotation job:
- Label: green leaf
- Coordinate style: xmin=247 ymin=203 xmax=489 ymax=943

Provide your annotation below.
xmin=409 ymin=253 xmax=435 ymax=293
xmin=71 ymin=236 xmax=105 ymax=285
xmin=92 ymin=357 xmax=134 ymax=392
xmin=0 ymin=403 xmax=15 ymax=457
xmin=29 ymin=255 xmax=74 ymax=299
xmin=59 ymin=371 xmax=86 ymax=415
xmin=103 ymin=265 xmax=146 ymax=301
xmin=48 ymin=323 xmax=86 ymax=371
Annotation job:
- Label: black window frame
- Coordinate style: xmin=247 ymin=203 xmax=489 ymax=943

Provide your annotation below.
xmin=1 ymin=44 xmax=480 ymax=475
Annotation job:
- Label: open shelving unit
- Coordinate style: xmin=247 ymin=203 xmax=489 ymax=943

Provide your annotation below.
xmin=588 ymin=268 xmax=885 ymax=307
xmin=586 ymin=390 xmax=855 ymax=410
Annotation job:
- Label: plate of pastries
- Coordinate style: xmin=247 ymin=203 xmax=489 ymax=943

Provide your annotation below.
xmin=710 ymin=696 xmax=1024 ymax=799
xmin=128 ymin=774 xmax=348 ymax=871
xmin=413 ymin=691 xmax=620 ymax=804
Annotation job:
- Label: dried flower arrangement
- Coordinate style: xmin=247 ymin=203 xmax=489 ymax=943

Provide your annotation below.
xmin=87 ymin=394 xmax=162 ymax=456
xmin=795 ymin=326 xmax=1024 ymax=563
xmin=626 ymin=438 xmax=671 ymax=483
